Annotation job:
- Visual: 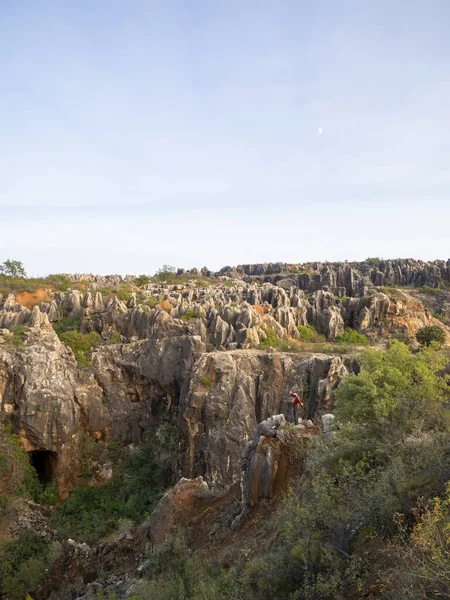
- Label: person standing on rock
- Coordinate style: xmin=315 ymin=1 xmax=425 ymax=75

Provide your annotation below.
xmin=290 ymin=391 xmax=303 ymax=425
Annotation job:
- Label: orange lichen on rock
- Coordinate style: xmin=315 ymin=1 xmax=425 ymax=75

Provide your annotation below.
xmin=252 ymin=304 xmax=266 ymax=316
xmin=159 ymin=300 xmax=173 ymax=310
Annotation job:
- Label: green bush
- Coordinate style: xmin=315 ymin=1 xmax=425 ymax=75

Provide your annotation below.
xmin=297 ymin=325 xmax=319 ymax=343
xmin=52 ymin=444 xmax=171 ymax=543
xmin=139 ymin=533 xmax=247 ymax=600
xmin=201 ymin=377 xmax=213 ymax=388
xmin=181 ymin=309 xmax=202 ymax=321
xmin=52 ymin=316 xmax=81 ymax=335
xmin=0 ymin=266 xmax=70 ymax=295
xmin=136 ymin=274 xmax=151 ymax=287
xmin=0 ymin=426 xmax=39 ymax=503
xmin=433 ymin=312 xmax=447 ymax=323
xmin=59 ymin=330 xmax=101 ymax=367
xmin=44 ymin=274 xmax=71 ymax=291
xmin=145 ymin=296 xmax=159 ymax=309
xmin=114 ymin=283 xmax=135 ymax=302
xmin=416 ymin=325 xmax=446 ymax=347
xmin=52 ymin=307 xmax=95 ymax=366
xmin=0 ymin=531 xmax=50 ymax=600
xmin=335 ymin=328 xmax=369 ymax=346
xmin=422 ymin=285 xmax=441 ymax=296
xmin=109 ymin=330 xmax=121 ymax=344
xmin=391 ymin=331 xmax=410 ymax=344
xmin=154 ymin=265 xmax=177 ymax=283
xmin=334 ymin=341 xmax=449 ymax=430
xmin=3 ymin=325 xmax=29 ymax=348
xmin=196 ymin=278 xmax=212 ymax=288
xmin=258 ymin=327 xmax=303 ymax=353
xmin=366 ymin=257 xmax=381 ymax=266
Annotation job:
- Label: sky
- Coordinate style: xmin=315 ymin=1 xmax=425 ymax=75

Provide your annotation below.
xmin=1 ymin=0 xmax=449 ymax=276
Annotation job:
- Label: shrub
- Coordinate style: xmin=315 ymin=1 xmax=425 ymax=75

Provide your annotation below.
xmin=52 ymin=444 xmax=171 ymax=543
xmin=391 ymin=331 xmax=410 ymax=344
xmin=335 ymin=328 xmax=369 ymax=346
xmin=136 ymin=274 xmax=151 ymax=287
xmin=0 ymin=531 xmax=51 ymax=600
xmin=422 ymin=285 xmax=441 ymax=296
xmin=433 ymin=312 xmax=447 ymax=323
xmin=258 ymin=327 xmax=303 ymax=353
xmin=145 ymin=296 xmax=159 ymax=309
xmin=416 ymin=325 xmax=446 ymax=347
xmin=196 ymin=278 xmax=211 ymax=288
xmin=242 ymin=341 xmax=450 ymax=600
xmin=366 ymin=257 xmax=381 ymax=266
xmin=114 ymin=283 xmax=135 ymax=302
xmin=258 ymin=327 xmax=279 ymax=350
xmin=333 ymin=341 xmax=449 ymax=431
xmin=0 ymin=425 xmax=41 ymax=503
xmin=201 ymin=377 xmax=213 ymax=388
xmin=59 ymin=330 xmax=101 ymax=367
xmin=297 ymin=325 xmax=318 ymax=343
xmin=44 ymin=274 xmax=71 ymax=291
xmin=181 ymin=309 xmax=202 ymax=321
xmin=3 ymin=325 xmax=29 ymax=348
xmin=52 ymin=316 xmax=81 ymax=335
xmin=154 ymin=265 xmax=177 ymax=283
xmin=109 ymin=330 xmax=121 ymax=344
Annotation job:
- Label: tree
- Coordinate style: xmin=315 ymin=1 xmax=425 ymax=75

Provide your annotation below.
xmin=0 ymin=259 xmax=26 ymax=278
xmin=334 ymin=340 xmax=449 ymax=431
xmin=154 ymin=265 xmax=177 ymax=282
xmin=135 ymin=274 xmax=150 ymax=287
xmin=416 ymin=325 xmax=446 ymax=347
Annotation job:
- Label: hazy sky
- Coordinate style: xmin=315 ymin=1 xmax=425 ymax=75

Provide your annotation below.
xmin=1 ymin=1 xmax=449 ymax=276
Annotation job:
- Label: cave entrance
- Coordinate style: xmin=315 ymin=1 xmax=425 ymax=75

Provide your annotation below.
xmin=29 ymin=450 xmax=58 ymax=485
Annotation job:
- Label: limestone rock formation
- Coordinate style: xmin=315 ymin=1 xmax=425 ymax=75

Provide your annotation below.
xmin=232 ymin=414 xmax=316 ymax=527
xmin=0 ymin=259 xmax=448 ymax=501
xmin=0 ymin=325 xmax=105 ymax=498
xmin=178 ymin=351 xmax=354 ymax=489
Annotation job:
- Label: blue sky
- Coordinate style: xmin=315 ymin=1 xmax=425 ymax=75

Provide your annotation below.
xmin=1 ymin=0 xmax=449 ymax=276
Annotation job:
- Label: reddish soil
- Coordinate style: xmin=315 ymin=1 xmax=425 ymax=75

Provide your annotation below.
xmin=15 ymin=289 xmax=52 ymax=309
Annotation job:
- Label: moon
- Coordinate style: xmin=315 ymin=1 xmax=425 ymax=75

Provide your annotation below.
xmin=318 ymin=127 xmax=323 ymax=134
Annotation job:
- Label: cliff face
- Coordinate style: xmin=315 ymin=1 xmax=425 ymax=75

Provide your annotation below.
xmin=178 ymin=350 xmax=352 ymax=488
xmin=0 ymin=259 xmax=449 ymax=499
xmin=0 ymin=324 xmax=352 ymax=497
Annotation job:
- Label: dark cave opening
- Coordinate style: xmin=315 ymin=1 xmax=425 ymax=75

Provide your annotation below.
xmin=29 ymin=450 xmax=58 ymax=485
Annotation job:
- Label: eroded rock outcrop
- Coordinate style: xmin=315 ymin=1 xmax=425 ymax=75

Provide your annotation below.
xmin=2 ymin=264 xmax=449 ymax=348
xmin=0 ymin=317 xmax=354 ymax=498
xmin=232 ymin=414 xmax=316 ymax=527
xmin=178 ymin=351 xmax=354 ymax=489
xmin=0 ymin=325 xmax=104 ymax=497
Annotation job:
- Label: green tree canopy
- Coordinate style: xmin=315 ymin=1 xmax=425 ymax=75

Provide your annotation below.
xmin=416 ymin=325 xmax=446 ymax=347
xmin=334 ymin=340 xmax=450 ymax=433
xmin=0 ymin=259 xmax=26 ymax=278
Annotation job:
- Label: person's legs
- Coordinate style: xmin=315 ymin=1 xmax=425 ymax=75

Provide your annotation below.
xmin=293 ymin=407 xmax=298 ymax=425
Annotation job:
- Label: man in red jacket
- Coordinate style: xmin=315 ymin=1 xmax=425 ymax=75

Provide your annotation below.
xmin=290 ymin=391 xmax=303 ymax=425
